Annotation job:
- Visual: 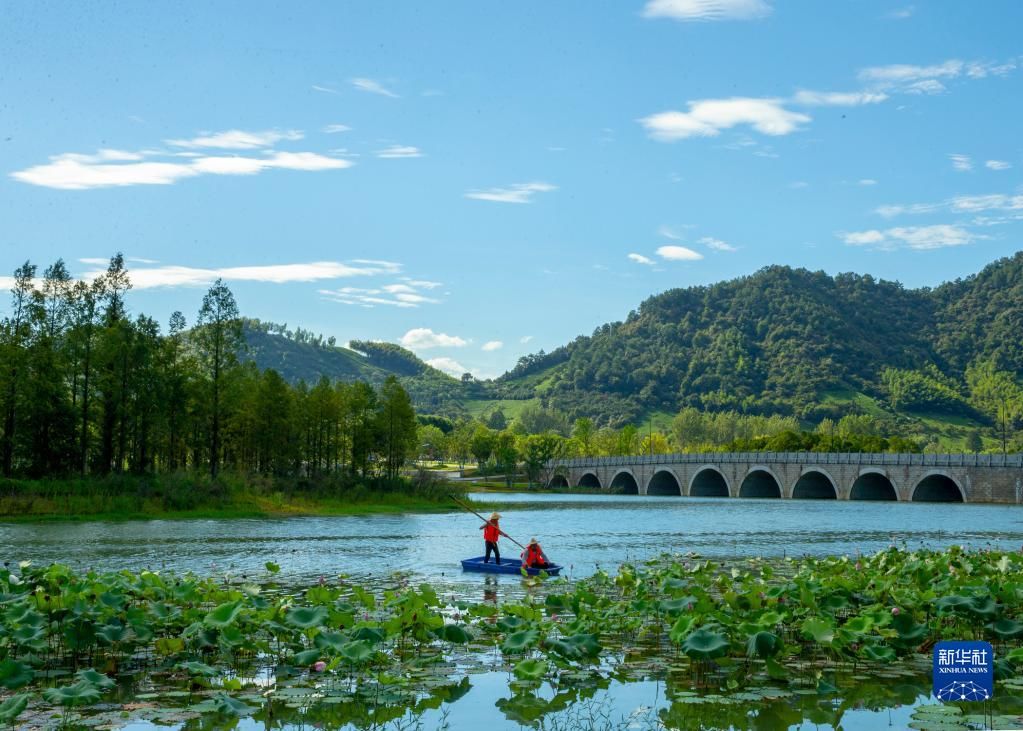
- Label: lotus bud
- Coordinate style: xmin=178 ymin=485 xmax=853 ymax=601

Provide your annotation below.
xmin=312 ymin=661 xmax=326 ymax=672
xmin=891 ymin=607 xmax=900 ymax=615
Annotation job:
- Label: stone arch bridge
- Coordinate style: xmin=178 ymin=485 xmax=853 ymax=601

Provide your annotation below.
xmin=548 ymin=452 xmax=1023 ymax=503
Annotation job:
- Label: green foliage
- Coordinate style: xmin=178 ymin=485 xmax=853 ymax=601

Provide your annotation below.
xmin=881 ymin=365 xmax=970 ymax=414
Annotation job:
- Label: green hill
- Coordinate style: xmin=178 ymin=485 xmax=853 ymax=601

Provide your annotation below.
xmin=244 ymin=252 xmax=1023 ymax=432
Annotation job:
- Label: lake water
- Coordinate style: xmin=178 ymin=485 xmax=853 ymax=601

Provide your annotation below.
xmin=6 ymin=494 xmax=1023 ymax=731
xmin=3 ymin=493 xmax=1023 ymax=582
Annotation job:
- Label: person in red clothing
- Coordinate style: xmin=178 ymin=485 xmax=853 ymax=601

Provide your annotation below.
xmin=521 ymin=537 xmax=550 ymax=569
xmin=480 ymin=512 xmax=503 ymax=564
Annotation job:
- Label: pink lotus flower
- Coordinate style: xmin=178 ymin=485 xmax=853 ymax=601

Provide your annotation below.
xmin=319 ymin=576 xmax=326 ymax=586
xmin=312 ymin=661 xmax=326 ymax=672
xmin=855 ymin=562 xmax=862 ymax=571
xmin=891 ymin=607 xmax=901 ymax=616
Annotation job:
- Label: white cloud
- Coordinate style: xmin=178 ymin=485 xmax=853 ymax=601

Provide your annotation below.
xmin=79 ymin=260 xmax=401 ymax=290
xmin=877 ymin=193 xmax=1023 ymax=219
xmin=791 ymin=90 xmax=888 ymax=106
xmin=375 ymin=145 xmax=422 ymax=159
xmin=167 ymin=129 xmax=303 ymax=149
xmin=312 ymin=85 xmax=339 ymax=94
xmin=985 ymin=160 xmax=1011 ymax=170
xmin=640 ymin=98 xmax=810 ymax=141
xmin=401 ymin=278 xmax=442 ymax=289
xmin=788 ymin=181 xmax=809 ymax=189
xmin=657 ymin=225 xmax=685 ymax=240
xmin=481 ymin=340 xmax=504 ymax=351
xmin=858 ymin=60 xmax=964 ymax=88
xmin=323 ymin=124 xmax=351 ymax=133
xmin=859 ymin=179 xmax=878 ymax=186
xmin=886 ymin=6 xmax=915 ymax=19
xmin=520 ymin=335 xmax=534 ymax=344
xmin=351 ymin=77 xmax=398 ymax=98
xmin=642 ymin=0 xmax=771 ymax=22
xmin=464 ymin=182 xmax=557 ymax=204
xmin=656 ymin=245 xmax=704 ymax=261
xmin=399 ymin=328 xmax=467 ymax=350
xmin=699 ymin=236 xmax=737 ymax=252
xmin=628 ymin=253 xmax=656 ymax=265
xmin=949 ymin=153 xmax=973 ymax=172
xmin=12 ymin=146 xmax=352 ymax=190
xmin=425 ymin=357 xmax=469 ymax=378
xmin=840 ymin=224 xmax=978 ymax=250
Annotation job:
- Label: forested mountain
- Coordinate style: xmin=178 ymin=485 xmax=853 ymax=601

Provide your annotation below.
xmin=489 ymin=251 xmax=1023 ymax=425
xmin=243 ymin=322 xmax=468 ymax=417
xmin=244 ymin=251 xmax=1023 ymax=429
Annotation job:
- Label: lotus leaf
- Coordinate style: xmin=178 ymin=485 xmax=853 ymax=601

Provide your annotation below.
xmin=501 ymin=629 xmax=540 ymax=654
xmin=890 ymin=614 xmax=927 ymax=644
xmin=987 ymin=618 xmax=1023 ymax=639
xmin=291 ymin=648 xmax=322 ymax=666
xmin=75 ymin=668 xmax=115 ymax=690
xmin=669 ymin=615 xmax=696 ymax=644
xmin=340 ymin=639 xmax=374 ymax=664
xmin=746 ymin=631 xmax=782 ymax=659
xmin=351 ymin=626 xmax=386 ymax=645
xmin=497 ymin=616 xmax=527 ymax=633
xmin=861 ymin=644 xmax=896 ymax=663
xmin=179 ymin=661 xmax=218 ymax=677
xmin=285 ymin=605 xmax=328 ymax=629
xmin=513 ymin=658 xmax=549 ymax=681
xmin=434 ymin=624 xmax=473 ymax=644
xmin=681 ymin=628 xmax=729 ymax=659
xmin=0 ymin=659 xmax=34 ymax=690
xmin=0 ymin=694 xmax=29 ymax=724
xmin=314 ymin=630 xmax=349 ymax=652
xmin=801 ymin=618 xmax=835 ymax=645
xmin=210 ymin=692 xmax=255 ymax=716
xmin=204 ymin=600 xmax=243 ymax=628
xmin=43 ymin=680 xmax=101 ymax=707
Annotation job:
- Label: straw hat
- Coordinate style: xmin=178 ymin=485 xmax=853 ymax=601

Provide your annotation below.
xmin=489 ymin=512 xmax=501 ymax=520
xmin=528 ymin=537 xmax=539 ymax=545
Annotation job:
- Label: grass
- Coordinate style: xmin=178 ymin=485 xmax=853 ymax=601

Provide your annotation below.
xmin=0 ymin=473 xmax=470 ymax=523
xmin=463 ymin=398 xmax=540 ymax=420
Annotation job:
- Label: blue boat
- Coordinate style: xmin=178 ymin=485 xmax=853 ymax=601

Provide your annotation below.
xmin=460 ymin=555 xmax=563 ymax=576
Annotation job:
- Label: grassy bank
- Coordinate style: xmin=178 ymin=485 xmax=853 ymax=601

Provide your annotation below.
xmin=0 ymin=472 xmax=468 ymax=522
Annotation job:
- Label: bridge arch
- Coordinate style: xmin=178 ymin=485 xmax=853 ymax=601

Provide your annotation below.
xmin=792 ymin=469 xmax=838 ymax=499
xmin=547 ymin=474 xmax=569 ymax=488
xmin=576 ymin=472 xmax=602 ymax=489
xmin=739 ymin=467 xmax=782 ymax=499
xmin=851 ymin=470 xmax=898 ymax=501
xmin=912 ymin=471 xmax=965 ymax=503
xmin=609 ymin=470 xmax=639 ymax=495
xmin=646 ymin=470 xmax=682 ymax=496
xmin=688 ymin=466 xmax=731 ymax=497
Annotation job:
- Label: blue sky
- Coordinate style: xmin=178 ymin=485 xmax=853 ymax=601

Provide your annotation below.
xmin=2 ymin=0 xmax=1021 ymax=378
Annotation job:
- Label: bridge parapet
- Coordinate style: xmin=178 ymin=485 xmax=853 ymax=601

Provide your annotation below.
xmin=548 ymin=452 xmax=1023 ymax=504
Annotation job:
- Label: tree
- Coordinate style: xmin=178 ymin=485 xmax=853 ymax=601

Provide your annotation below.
xmin=194 ymin=279 xmax=242 ymax=478
xmin=376 ymin=376 xmax=417 ymax=480
xmin=572 ymin=417 xmax=594 ymax=455
xmin=0 ymin=262 xmax=36 ymax=476
xmin=523 ymin=432 xmax=565 ymax=488
xmin=966 ymin=359 xmax=1023 ymax=456
xmin=965 ymin=429 xmax=983 ymax=454
xmin=493 ymin=430 xmax=519 ymax=487
xmin=470 ymin=424 xmax=496 ymax=477
xmin=639 ymin=432 xmax=670 ymax=455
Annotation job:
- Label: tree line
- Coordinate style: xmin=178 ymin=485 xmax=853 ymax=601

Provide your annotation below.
xmin=0 ymin=255 xmax=418 ymax=482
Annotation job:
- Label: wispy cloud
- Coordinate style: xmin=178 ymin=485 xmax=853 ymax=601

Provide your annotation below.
xmin=791 ymin=90 xmax=888 ymax=106
xmin=656 ymin=245 xmax=704 ymax=261
xmin=858 ymin=58 xmax=1016 ymax=95
xmin=840 ymin=224 xmax=979 ymax=250
xmin=859 ymin=179 xmax=878 ymax=186
xmin=628 ymin=253 xmax=656 ymax=265
xmin=322 ymin=124 xmax=351 ymax=134
xmin=11 ymin=129 xmax=352 ymax=190
xmin=949 ymin=153 xmax=973 ymax=172
xmin=886 ymin=5 xmax=915 ymax=19
xmin=520 ymin=335 xmax=534 ymax=344
xmin=351 ymin=77 xmax=398 ymax=98
xmin=642 ymin=0 xmax=771 ymax=22
xmin=319 ymin=278 xmax=441 ymax=309
xmin=166 ymin=129 xmax=303 ymax=149
xmin=640 ymin=98 xmax=810 ymax=141
xmin=312 ymin=85 xmax=339 ymax=94
xmin=700 ymin=236 xmax=737 ymax=252
xmin=375 ymin=145 xmax=422 ymax=159
xmin=464 ymin=182 xmax=557 ymax=204
xmin=481 ymin=340 xmax=503 ymax=351
xmin=400 ymin=328 xmax=467 ymax=349
xmin=985 ymin=160 xmax=1011 ymax=171
xmin=876 ymin=192 xmax=1023 ymax=219
xmin=425 ymin=357 xmax=468 ymax=378
xmin=75 ymin=259 xmax=401 ymax=290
